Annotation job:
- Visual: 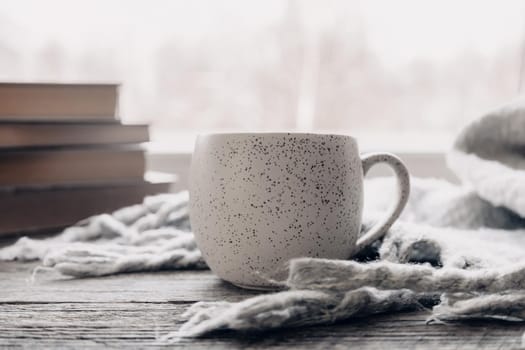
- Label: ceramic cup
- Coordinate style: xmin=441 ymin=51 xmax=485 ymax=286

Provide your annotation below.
xmin=190 ymin=133 xmax=410 ymax=290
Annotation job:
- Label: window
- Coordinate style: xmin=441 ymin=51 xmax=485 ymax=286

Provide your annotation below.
xmin=1 ymin=0 xmax=523 ymax=152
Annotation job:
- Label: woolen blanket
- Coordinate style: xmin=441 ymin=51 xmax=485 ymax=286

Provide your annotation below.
xmin=2 ymin=100 xmax=525 ymax=340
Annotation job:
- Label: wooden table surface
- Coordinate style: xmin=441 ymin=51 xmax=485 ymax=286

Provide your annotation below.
xmin=1 ymin=261 xmax=524 ymax=349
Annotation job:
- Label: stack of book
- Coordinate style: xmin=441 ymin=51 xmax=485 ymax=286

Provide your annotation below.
xmin=0 ymin=83 xmax=173 ymax=237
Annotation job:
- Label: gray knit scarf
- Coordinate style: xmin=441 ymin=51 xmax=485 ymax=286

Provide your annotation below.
xmin=2 ymin=100 xmax=525 ymax=341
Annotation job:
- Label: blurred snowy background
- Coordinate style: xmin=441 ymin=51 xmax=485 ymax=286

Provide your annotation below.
xmin=0 ymin=0 xmax=524 ymax=151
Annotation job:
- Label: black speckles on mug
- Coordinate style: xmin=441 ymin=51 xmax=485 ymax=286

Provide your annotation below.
xmin=189 ymin=133 xmax=410 ymax=289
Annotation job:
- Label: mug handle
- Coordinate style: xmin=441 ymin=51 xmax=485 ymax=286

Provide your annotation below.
xmin=354 ymin=153 xmax=410 ymax=253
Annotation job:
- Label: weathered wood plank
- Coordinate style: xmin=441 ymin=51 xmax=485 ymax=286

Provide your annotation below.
xmin=0 ymin=261 xmax=259 ymax=303
xmin=1 ymin=261 xmax=523 ymax=349
xmin=0 ymin=303 xmax=523 ymax=349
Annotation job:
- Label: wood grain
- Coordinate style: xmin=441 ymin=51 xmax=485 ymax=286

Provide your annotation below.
xmin=0 ymin=262 xmax=259 ymax=303
xmin=1 ymin=261 xmax=523 ymax=349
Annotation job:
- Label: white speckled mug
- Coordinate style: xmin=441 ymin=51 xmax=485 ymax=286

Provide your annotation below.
xmin=190 ymin=133 xmax=410 ymax=290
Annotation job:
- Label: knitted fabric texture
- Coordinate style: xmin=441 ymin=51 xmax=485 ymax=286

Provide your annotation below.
xmin=2 ymin=100 xmax=525 ymax=339
xmin=0 ymin=192 xmax=207 ymax=276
